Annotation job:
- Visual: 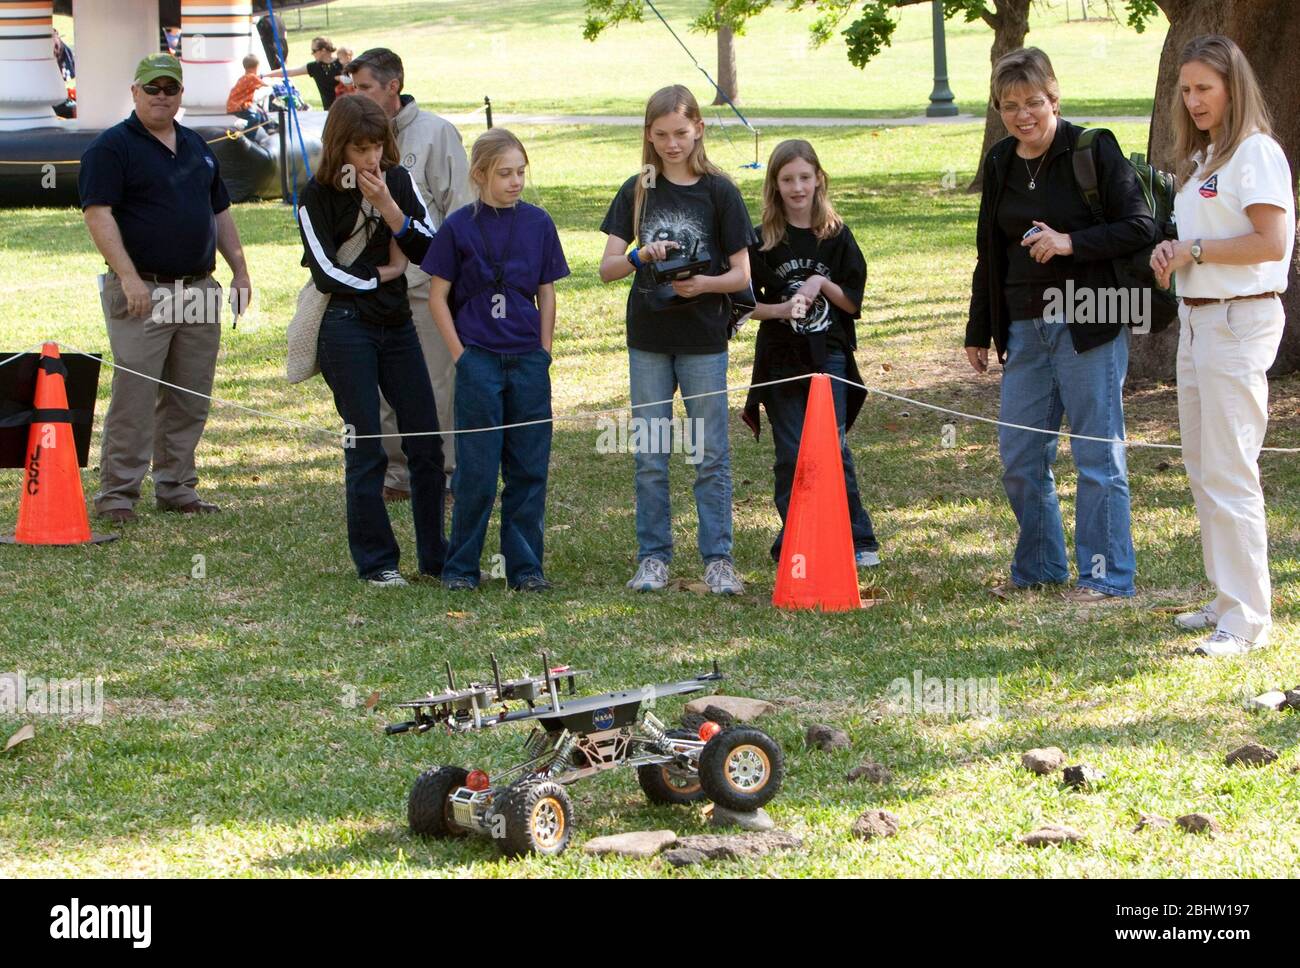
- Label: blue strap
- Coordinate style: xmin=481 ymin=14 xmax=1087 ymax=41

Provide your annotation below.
xmin=263 ymin=0 xmax=313 ymax=222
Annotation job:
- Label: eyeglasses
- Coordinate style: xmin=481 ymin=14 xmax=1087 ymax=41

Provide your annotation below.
xmin=999 ymin=97 xmax=1049 ymax=115
xmin=141 ymin=82 xmax=181 ymax=97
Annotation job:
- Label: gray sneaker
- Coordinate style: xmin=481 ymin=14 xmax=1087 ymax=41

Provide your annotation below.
xmin=627 ymin=557 xmax=669 ymax=592
xmin=855 ymin=549 xmax=881 ymax=568
xmin=704 ymin=558 xmax=744 ymax=596
xmin=1193 ymin=629 xmax=1257 ymax=657
xmin=1174 ymin=604 xmax=1217 ymax=631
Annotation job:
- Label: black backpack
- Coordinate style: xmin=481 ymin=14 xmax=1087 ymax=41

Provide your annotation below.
xmin=1072 ymin=126 xmax=1179 ymax=333
xmin=256 ymin=14 xmax=288 ymax=71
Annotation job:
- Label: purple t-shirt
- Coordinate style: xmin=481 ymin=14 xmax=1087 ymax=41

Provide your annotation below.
xmin=421 ymin=200 xmax=569 ymax=353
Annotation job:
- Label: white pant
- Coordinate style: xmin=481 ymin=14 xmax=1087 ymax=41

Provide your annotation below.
xmin=1176 ymin=296 xmax=1285 ymax=644
xmin=380 ymin=281 xmax=456 ymax=487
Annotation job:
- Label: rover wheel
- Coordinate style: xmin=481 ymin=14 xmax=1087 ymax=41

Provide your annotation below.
xmin=408 ymin=765 xmax=469 ymax=838
xmin=698 ymin=727 xmax=784 ymax=812
xmin=492 ymin=778 xmax=574 ymax=857
xmin=637 ymin=729 xmax=706 ymax=804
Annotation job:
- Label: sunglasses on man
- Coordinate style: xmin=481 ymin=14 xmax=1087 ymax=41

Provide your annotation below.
xmin=141 ymin=82 xmax=182 ymax=96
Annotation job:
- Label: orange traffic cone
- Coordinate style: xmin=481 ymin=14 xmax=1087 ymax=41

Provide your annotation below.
xmin=772 ymin=374 xmax=860 ymax=611
xmin=1 ymin=343 xmax=115 ymax=546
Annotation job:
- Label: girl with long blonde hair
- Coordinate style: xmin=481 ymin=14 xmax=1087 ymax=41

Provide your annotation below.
xmin=598 ymin=85 xmax=756 ymax=595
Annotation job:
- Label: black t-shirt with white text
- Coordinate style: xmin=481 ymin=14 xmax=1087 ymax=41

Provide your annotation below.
xmin=600 ymin=172 xmax=756 ymax=355
xmin=749 ymin=222 xmax=866 ymax=354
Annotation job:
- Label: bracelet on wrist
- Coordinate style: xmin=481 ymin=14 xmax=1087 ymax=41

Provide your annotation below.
xmin=627 ymin=248 xmax=642 ymax=269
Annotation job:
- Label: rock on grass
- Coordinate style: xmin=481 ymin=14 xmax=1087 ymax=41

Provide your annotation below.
xmin=1176 ymin=813 xmax=1222 ymax=835
xmin=708 ymin=806 xmax=775 ymax=832
xmin=1225 ymin=743 xmax=1279 ymax=768
xmin=1021 ymin=747 xmax=1066 ymax=775
xmin=1133 ymin=814 xmax=1172 ymax=832
xmin=851 ymin=808 xmax=900 ymax=840
xmin=1062 ymin=764 xmax=1106 ymax=789
xmin=805 ymin=723 xmax=851 ymax=752
xmin=683 ymin=696 xmax=775 ymax=722
xmin=846 ymin=762 xmax=893 ymax=784
xmin=1018 ymin=824 xmax=1084 ymax=847
xmin=582 ymin=830 xmax=677 ymax=859
xmin=660 ymin=831 xmax=802 ymax=866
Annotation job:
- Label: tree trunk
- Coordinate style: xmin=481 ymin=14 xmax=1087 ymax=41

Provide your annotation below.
xmin=713 ymin=24 xmax=738 ymax=105
xmin=1131 ymin=0 xmax=1300 ymax=380
xmin=966 ymin=0 xmax=1032 ymax=192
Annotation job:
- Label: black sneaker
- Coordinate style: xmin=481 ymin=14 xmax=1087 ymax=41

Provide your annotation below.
xmin=512 ymin=575 xmax=554 ymax=592
xmin=442 ymin=576 xmax=478 ymax=591
xmin=367 ymin=569 xmax=408 ymax=588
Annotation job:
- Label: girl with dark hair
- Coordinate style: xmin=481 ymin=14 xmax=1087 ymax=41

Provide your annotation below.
xmin=297 ymin=95 xmax=445 ymax=586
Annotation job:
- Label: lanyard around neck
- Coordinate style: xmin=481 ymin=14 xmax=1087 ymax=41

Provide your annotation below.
xmin=473 ymin=204 xmax=519 ymax=293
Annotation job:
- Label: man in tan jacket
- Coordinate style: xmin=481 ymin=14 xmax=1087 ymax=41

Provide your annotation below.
xmin=350 ymin=47 xmax=475 ymax=500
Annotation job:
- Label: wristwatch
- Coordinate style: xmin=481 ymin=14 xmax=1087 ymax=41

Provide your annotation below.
xmin=1191 ymin=239 xmax=1204 ymax=265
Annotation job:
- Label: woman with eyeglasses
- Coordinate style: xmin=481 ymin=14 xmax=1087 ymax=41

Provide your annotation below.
xmin=297 ymin=95 xmax=445 ymax=587
xmin=965 ymin=47 xmax=1156 ymax=603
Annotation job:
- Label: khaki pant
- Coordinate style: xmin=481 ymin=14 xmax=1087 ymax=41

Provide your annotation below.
xmin=1176 ymin=296 xmax=1285 ymax=645
xmin=380 ymin=281 xmax=455 ymax=488
xmin=94 ymin=271 xmax=222 ymax=511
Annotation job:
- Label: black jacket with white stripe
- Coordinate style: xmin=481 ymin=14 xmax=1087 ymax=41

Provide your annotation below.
xmin=297 ymin=165 xmax=435 ymax=327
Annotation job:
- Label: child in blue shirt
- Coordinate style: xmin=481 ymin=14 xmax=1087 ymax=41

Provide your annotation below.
xmin=422 ymin=128 xmax=569 ymax=591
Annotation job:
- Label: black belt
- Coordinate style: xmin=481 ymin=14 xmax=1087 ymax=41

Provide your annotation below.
xmin=1182 ymin=292 xmax=1280 ymax=308
xmin=136 ymin=271 xmax=213 ymax=286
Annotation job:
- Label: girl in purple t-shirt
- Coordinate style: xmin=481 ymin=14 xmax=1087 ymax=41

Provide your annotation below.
xmin=422 ymin=128 xmax=570 ymax=591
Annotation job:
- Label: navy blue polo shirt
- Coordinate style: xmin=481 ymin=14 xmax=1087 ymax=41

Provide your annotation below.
xmin=78 ymin=111 xmax=231 ymax=277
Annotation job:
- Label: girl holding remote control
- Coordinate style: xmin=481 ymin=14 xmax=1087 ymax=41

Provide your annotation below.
xmin=599 ymin=84 xmax=756 ymax=595
xmin=741 ymin=139 xmax=880 ymax=568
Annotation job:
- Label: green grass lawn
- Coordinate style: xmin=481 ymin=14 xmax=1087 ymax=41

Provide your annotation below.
xmin=59 ymin=0 xmax=1167 ymax=119
xmin=2 ymin=119 xmax=1298 ymax=877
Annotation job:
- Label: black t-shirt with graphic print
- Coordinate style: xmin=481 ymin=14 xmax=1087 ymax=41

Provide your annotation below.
xmin=601 ymin=172 xmax=756 ymax=355
xmin=749 ymin=222 xmax=866 ymax=354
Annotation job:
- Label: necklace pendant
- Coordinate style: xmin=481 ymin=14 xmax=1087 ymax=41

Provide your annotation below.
xmin=1028 ymin=179 xmax=1036 ymax=190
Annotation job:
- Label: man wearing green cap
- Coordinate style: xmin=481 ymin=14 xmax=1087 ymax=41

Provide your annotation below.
xmin=79 ymin=54 xmax=253 ymax=523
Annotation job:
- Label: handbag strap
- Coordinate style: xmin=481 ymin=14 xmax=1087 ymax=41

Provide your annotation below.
xmin=337 ymin=198 xmax=374 ymax=263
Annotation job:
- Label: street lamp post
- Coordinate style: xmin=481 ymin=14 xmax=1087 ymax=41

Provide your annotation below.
xmin=926 ymin=0 xmax=959 ymax=117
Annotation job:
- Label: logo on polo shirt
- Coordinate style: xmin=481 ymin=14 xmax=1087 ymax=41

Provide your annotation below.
xmin=1198 ymin=174 xmax=1218 ymax=198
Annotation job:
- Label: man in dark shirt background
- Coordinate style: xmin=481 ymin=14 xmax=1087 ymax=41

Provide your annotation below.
xmin=80 ymin=54 xmax=253 ymax=523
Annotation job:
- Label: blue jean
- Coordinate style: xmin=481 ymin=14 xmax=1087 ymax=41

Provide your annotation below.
xmin=766 ymin=349 xmax=878 ymax=561
xmin=998 ymin=319 xmax=1134 ymax=595
xmin=628 ymin=347 xmax=733 ymax=564
xmin=317 ymin=302 xmax=446 ymax=578
xmin=444 ymin=346 xmax=552 ymax=586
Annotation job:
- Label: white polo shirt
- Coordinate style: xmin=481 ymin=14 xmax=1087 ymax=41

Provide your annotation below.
xmin=1173 ymin=131 xmax=1295 ymax=298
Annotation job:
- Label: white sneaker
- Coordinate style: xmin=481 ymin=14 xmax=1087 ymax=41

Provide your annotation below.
xmin=1193 ymin=629 xmax=1257 ymax=657
xmin=1174 ymin=604 xmax=1217 ymax=631
xmin=627 ymin=557 xmax=669 ymax=592
xmin=704 ymin=558 xmax=744 ymax=596
xmin=367 ymin=569 xmax=408 ymax=588
xmin=855 ymin=549 xmax=881 ymax=568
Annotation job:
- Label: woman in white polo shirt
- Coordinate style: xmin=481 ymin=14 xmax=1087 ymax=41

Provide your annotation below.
xmin=1150 ymin=34 xmax=1296 ymax=657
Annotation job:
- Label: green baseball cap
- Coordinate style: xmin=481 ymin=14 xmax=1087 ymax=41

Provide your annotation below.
xmin=134 ymin=53 xmax=183 ymax=86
